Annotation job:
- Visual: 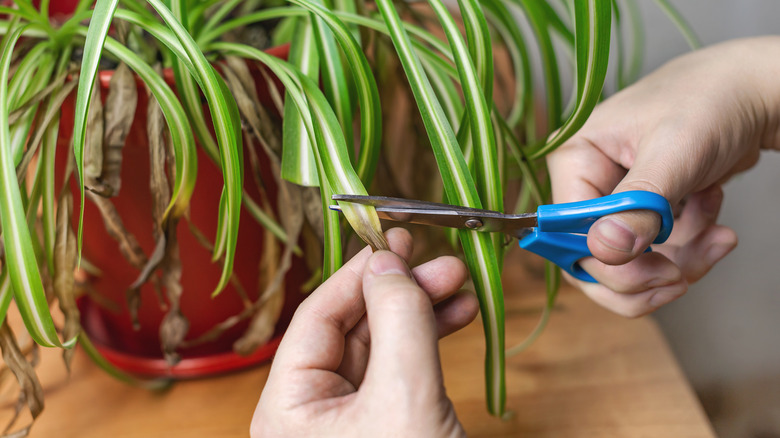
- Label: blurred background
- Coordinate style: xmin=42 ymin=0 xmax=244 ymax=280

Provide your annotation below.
xmin=632 ymin=2 xmax=780 ymax=437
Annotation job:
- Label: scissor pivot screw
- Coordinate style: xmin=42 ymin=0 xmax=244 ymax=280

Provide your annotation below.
xmin=465 ymin=218 xmax=483 ymax=229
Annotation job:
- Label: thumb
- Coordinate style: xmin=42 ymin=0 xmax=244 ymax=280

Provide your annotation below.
xmin=361 ymin=251 xmax=442 ymax=391
xmin=588 ymin=169 xmax=673 ymax=266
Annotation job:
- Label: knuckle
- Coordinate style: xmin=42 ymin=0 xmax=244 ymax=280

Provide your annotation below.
xmin=372 ymin=281 xmax=430 ymax=312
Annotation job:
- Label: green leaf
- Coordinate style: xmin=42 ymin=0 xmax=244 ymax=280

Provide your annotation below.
xmin=653 ymin=0 xmax=700 ymax=49
xmin=79 ymin=334 xmax=172 ymax=390
xmin=74 ymin=0 xmax=119 ymax=266
xmin=482 ymin=1 xmax=534 ymax=137
xmin=0 ymin=20 xmax=74 ymax=348
xmin=74 ymin=25 xmax=198 ymax=223
xmin=374 ymin=0 xmax=506 ymax=417
xmin=210 ymin=42 xmax=388 ymax=277
xmin=286 ymin=0 xmax=383 ymax=186
xmin=311 ymin=0 xmax=354 ymax=163
xmin=281 ymin=16 xmax=319 ymax=186
xmin=614 ymin=0 xmax=645 ymax=90
xmin=506 ymin=261 xmax=560 ymax=356
xmin=434 ymin=0 xmax=503 ymax=259
xmin=145 ymin=0 xmax=244 ymax=297
xmin=514 ymin=0 xmax=563 ymax=133
xmin=530 ymin=0 xmax=612 ymax=159
xmin=170 ymin=15 xmax=220 ymax=163
xmin=0 ymin=270 xmax=13 ymax=326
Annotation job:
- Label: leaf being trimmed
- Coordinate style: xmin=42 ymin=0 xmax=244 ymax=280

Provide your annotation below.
xmin=210 ymin=42 xmax=388 ymax=277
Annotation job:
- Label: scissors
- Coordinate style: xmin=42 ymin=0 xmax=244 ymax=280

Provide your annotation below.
xmin=331 ymin=191 xmax=673 ymax=283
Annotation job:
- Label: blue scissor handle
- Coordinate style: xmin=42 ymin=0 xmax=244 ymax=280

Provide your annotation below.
xmin=518 ymin=191 xmax=674 ymax=283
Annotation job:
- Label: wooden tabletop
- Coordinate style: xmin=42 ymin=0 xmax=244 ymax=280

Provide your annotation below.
xmin=9 ymin=251 xmax=714 ymax=438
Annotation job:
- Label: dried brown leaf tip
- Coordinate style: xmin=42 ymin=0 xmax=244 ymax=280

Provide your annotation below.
xmin=54 ymin=191 xmax=79 ymax=372
xmin=0 ymin=323 xmax=43 ymax=438
xmin=159 ymin=230 xmax=188 ymax=366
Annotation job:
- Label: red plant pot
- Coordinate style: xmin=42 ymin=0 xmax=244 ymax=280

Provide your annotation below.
xmin=57 ymin=44 xmax=308 ymax=378
xmin=31 ymin=0 xmax=80 ymax=23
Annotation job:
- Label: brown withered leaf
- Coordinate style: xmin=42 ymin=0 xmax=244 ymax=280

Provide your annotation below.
xmin=220 ymin=60 xmax=307 ymax=353
xmin=233 ymin=224 xmax=285 ymax=355
xmin=8 ymin=68 xmax=71 ymax=126
xmin=98 ymin=62 xmax=138 ymax=197
xmin=84 ymin=76 xmax=104 ymax=189
xmin=158 ymin=225 xmax=188 ymax=366
xmin=0 ymin=322 xmax=43 ymax=438
xmin=86 ymin=191 xmax=154 ymax=328
xmin=86 ymin=192 xmax=147 ymax=270
xmin=256 ymin=62 xmax=285 ymax=120
xmin=299 ymin=223 xmax=323 ymax=287
xmin=114 ymin=20 xmax=130 ymax=45
xmin=229 ymin=59 xmax=324 ymax=243
xmin=223 ymin=57 xmax=282 ymax=156
xmin=301 ymin=186 xmax=324 ymax=243
xmin=128 ymin=85 xmax=170 ymax=291
xmin=219 ymin=59 xmax=312 ymax=353
xmin=15 ymin=80 xmax=77 ymax=184
xmin=53 ymin=190 xmax=80 ymax=372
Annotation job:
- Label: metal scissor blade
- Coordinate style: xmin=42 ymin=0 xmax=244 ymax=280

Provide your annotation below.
xmin=331 ymin=194 xmax=537 ymax=237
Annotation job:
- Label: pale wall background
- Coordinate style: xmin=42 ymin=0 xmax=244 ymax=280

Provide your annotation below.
xmin=634 ymin=1 xmax=780 ymax=436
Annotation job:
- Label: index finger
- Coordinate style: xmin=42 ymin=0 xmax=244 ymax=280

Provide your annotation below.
xmin=546 ymin=137 xmax=624 ymax=203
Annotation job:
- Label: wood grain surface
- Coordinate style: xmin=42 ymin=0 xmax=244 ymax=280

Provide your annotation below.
xmin=3 ymin=251 xmax=714 ymax=437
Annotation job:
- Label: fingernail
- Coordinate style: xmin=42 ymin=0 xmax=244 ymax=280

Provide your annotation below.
xmin=368 ymin=251 xmax=410 ymax=277
xmin=700 ymin=188 xmax=723 ymax=217
xmin=649 ymin=284 xmax=686 ymax=308
xmin=705 ymin=242 xmax=736 ymax=265
xmin=594 ymin=218 xmax=637 ymax=253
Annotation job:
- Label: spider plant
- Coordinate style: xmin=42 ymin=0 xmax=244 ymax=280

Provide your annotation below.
xmin=0 ymin=0 xmax=698 ymax=432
